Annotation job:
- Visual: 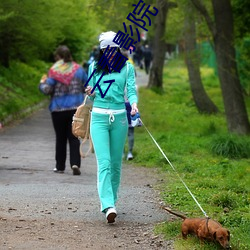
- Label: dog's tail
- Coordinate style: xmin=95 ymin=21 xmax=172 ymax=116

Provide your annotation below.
xmin=162 ymin=206 xmax=187 ymax=220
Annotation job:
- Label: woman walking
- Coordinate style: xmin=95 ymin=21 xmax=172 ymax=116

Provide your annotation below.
xmin=39 ymin=45 xmax=87 ymax=175
xmin=85 ymin=31 xmax=138 ymax=223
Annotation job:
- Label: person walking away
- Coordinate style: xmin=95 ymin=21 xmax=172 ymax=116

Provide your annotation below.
xmin=143 ymin=44 xmax=152 ymax=74
xmin=39 ymin=45 xmax=87 ymax=175
xmin=85 ymin=31 xmax=138 ymax=223
xmin=133 ymin=45 xmax=144 ymax=69
xmin=121 ymin=48 xmax=137 ymax=160
xmin=87 ymin=46 xmax=99 ymax=70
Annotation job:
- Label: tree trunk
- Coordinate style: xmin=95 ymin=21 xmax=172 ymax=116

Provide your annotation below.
xmin=148 ymin=0 xmax=168 ymax=89
xmin=184 ymin=4 xmax=218 ymax=114
xmin=212 ymin=0 xmax=250 ymax=134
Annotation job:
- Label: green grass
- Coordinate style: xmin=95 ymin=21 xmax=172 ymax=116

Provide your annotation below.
xmin=0 ymin=60 xmax=50 ymax=123
xmin=129 ymin=58 xmax=250 ymax=250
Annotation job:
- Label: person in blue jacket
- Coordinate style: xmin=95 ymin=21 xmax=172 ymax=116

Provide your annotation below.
xmin=85 ymin=31 xmax=139 ymax=223
xmin=39 ymin=45 xmax=87 ymax=175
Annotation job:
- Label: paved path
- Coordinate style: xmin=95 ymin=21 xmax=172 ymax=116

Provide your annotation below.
xmin=0 ymin=107 xmax=164 ymax=223
xmin=135 ymin=68 xmax=149 ymax=88
xmin=0 ymin=71 xmax=173 ymax=249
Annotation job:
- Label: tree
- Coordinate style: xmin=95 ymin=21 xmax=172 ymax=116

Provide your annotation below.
xmin=147 ymin=0 xmax=218 ymax=114
xmin=0 ymin=0 xmax=58 ymax=66
xmin=148 ymin=0 xmax=176 ymax=89
xmin=184 ymin=1 xmax=218 ymax=114
xmin=0 ymin=0 xmax=98 ymax=66
xmin=191 ymin=0 xmax=250 ymax=134
xmin=91 ymin=0 xmax=137 ymax=33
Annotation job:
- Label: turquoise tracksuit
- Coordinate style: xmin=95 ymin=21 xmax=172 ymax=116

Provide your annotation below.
xmin=87 ymin=62 xmax=137 ymax=212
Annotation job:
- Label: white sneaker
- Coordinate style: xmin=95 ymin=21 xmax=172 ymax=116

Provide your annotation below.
xmin=105 ymin=207 xmax=117 ymax=223
xmin=53 ymin=168 xmax=64 ymax=173
xmin=127 ymin=152 xmax=133 ymax=160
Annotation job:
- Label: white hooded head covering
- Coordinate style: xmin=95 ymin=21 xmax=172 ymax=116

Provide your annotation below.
xmin=99 ymin=31 xmax=119 ymax=49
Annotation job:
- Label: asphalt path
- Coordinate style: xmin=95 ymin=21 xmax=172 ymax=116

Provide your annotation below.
xmin=0 ymin=69 xmax=172 ymax=249
xmin=0 ymin=106 xmax=165 ymax=223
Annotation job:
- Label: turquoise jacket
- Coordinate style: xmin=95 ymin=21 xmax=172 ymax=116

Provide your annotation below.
xmin=87 ymin=62 xmax=138 ymax=110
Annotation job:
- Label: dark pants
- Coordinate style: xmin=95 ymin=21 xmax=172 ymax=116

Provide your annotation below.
xmin=125 ymin=102 xmax=134 ymax=153
xmin=127 ymin=127 xmax=134 ymax=152
xmin=51 ymin=110 xmax=80 ymax=171
xmin=144 ymin=59 xmax=151 ymax=74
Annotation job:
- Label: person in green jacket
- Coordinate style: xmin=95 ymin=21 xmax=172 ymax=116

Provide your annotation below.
xmin=85 ymin=31 xmax=138 ymax=223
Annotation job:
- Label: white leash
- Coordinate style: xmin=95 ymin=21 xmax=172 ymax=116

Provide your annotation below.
xmin=139 ymin=118 xmax=209 ymax=218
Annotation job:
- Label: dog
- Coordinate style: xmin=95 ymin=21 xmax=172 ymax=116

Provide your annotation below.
xmin=162 ymin=206 xmax=231 ymax=249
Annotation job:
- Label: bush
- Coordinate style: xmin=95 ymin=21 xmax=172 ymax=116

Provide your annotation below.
xmin=210 ymin=135 xmax=250 ymax=159
xmin=210 ymin=191 xmax=237 ymax=209
xmin=0 ymin=60 xmax=48 ymax=122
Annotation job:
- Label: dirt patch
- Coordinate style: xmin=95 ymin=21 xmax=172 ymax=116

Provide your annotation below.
xmin=0 ymin=216 xmax=174 ymax=250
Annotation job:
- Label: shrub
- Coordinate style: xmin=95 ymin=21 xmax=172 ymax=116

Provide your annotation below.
xmin=210 ymin=135 xmax=250 ymax=159
xmin=210 ymin=191 xmax=237 ymax=209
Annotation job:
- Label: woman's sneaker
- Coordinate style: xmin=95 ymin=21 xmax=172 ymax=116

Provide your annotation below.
xmin=127 ymin=152 xmax=133 ymax=160
xmin=72 ymin=165 xmax=81 ymax=175
xmin=53 ymin=168 xmax=64 ymax=173
xmin=105 ymin=207 xmax=117 ymax=223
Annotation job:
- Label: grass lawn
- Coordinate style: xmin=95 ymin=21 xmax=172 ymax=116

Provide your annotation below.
xmin=128 ymin=58 xmax=250 ymax=250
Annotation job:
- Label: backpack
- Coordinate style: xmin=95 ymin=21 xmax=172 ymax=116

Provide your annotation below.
xmin=72 ymin=95 xmax=93 ymax=158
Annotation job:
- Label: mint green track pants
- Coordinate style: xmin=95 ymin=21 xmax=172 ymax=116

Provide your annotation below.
xmin=90 ymin=111 xmax=128 ymax=212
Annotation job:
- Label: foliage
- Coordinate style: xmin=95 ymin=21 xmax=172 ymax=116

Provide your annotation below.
xmin=128 ymin=58 xmax=250 ymax=249
xmin=232 ymin=0 xmax=250 ymax=39
xmin=90 ymin=0 xmax=160 ymax=51
xmin=236 ymin=37 xmax=250 ymax=95
xmin=210 ymin=134 xmax=250 ymax=159
xmin=164 ymin=0 xmax=212 ymax=45
xmin=0 ymin=0 xmax=99 ymax=66
xmin=90 ymin=0 xmax=140 ymax=33
xmin=232 ymin=0 xmax=250 ymax=95
xmin=0 ymin=60 xmax=49 ymax=122
xmin=164 ymin=1 xmax=184 ymax=44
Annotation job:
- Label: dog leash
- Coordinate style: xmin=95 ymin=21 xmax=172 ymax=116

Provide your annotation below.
xmin=139 ymin=118 xmax=209 ymax=218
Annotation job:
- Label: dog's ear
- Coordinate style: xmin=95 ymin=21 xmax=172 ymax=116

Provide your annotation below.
xmin=213 ymin=231 xmax=217 ymax=240
xmin=227 ymin=230 xmax=230 ymax=240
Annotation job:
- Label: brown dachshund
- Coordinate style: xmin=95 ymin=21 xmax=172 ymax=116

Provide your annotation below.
xmin=162 ymin=207 xmax=231 ymax=249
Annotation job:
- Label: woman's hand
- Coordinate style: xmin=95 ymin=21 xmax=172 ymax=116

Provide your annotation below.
xmin=85 ymin=86 xmax=95 ymax=97
xmin=131 ymin=103 xmax=138 ymax=116
xmin=40 ymin=74 xmax=47 ymax=84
